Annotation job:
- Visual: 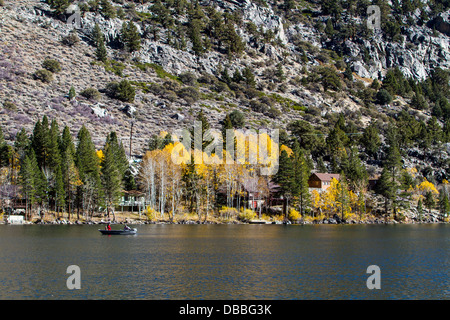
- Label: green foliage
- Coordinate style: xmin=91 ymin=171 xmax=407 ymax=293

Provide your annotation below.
xmin=80 ymin=87 xmax=101 ymax=101
xmin=361 ymin=122 xmax=381 ymax=158
xmin=47 ymin=0 xmax=70 ymax=15
xmin=62 ymin=30 xmax=80 ymax=46
xmin=106 ymin=80 xmax=135 ymax=102
xmin=100 ymin=0 xmax=116 ymax=19
xmin=33 ymin=69 xmax=54 ymax=83
xmin=68 ymin=86 xmax=76 ymax=100
xmin=120 ymin=21 xmax=141 ymax=53
xmin=319 ymin=66 xmax=342 ymax=91
xmin=103 ymin=59 xmax=126 ymax=77
xmin=228 ymin=110 xmax=245 ymax=129
xmin=42 ymin=59 xmax=62 ymax=73
xmin=376 ymin=88 xmax=392 ymax=105
xmin=95 ymin=37 xmax=108 ymax=63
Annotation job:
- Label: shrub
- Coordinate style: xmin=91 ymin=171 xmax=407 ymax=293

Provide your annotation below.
xmin=62 ymin=31 xmax=80 ymax=46
xmin=33 ymin=69 xmax=53 ymax=83
xmin=179 ymin=72 xmax=197 ymax=86
xmin=3 ymin=101 xmax=17 ymax=111
xmin=145 ymin=206 xmax=157 ymax=221
xmin=228 ymin=110 xmax=245 ymax=128
xmin=177 ymin=86 xmax=200 ymax=103
xmin=80 ymin=87 xmax=101 ymax=101
xmin=238 ymin=209 xmax=256 ymax=221
xmin=376 ymin=89 xmax=392 ymax=105
xmin=198 ymin=73 xmax=216 ymax=85
xmin=250 ymin=99 xmax=269 ymax=113
xmin=42 ymin=59 xmax=61 ymax=73
xmin=68 ymin=86 xmax=76 ymax=100
xmin=288 ymin=208 xmax=301 ymax=221
xmin=219 ymin=206 xmax=238 ymax=220
xmin=106 ymin=80 xmax=135 ymax=102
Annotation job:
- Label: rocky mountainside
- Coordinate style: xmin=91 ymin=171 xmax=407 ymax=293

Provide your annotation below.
xmin=0 ymin=0 xmax=449 ymax=180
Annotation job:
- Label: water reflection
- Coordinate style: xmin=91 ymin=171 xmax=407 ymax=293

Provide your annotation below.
xmin=0 ymin=224 xmax=449 ymax=299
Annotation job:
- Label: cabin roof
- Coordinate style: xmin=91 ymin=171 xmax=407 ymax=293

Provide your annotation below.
xmin=310 ymin=173 xmax=340 ymax=181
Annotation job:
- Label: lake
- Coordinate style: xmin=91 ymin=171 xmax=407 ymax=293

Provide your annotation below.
xmin=0 ymin=224 xmax=449 ymax=300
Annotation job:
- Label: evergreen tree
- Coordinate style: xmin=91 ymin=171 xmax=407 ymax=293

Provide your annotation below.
xmin=0 ymin=126 xmax=10 ymax=167
xmin=120 ymin=21 xmax=141 ymax=53
xmin=105 ymin=131 xmax=129 ymax=185
xmin=54 ymin=164 xmax=66 ymax=213
xmin=242 ymin=66 xmax=256 ymax=88
xmin=292 ymin=142 xmax=311 ymax=216
xmin=417 ymin=198 xmax=423 ymax=222
xmin=31 ymin=116 xmax=50 ymax=169
xmin=68 ymin=86 xmax=76 ymax=100
xmin=232 ymin=69 xmax=243 ymax=83
xmin=14 ymin=128 xmax=30 ymax=161
xmin=188 ymin=19 xmax=205 ymax=56
xmin=345 ymin=146 xmax=368 ymax=191
xmin=75 ymin=126 xmax=101 ymax=215
xmin=96 ymin=37 xmax=108 ymax=63
xmin=101 ymin=142 xmax=123 ymax=220
xmin=228 ymin=110 xmax=245 ymax=129
xmin=273 ymin=149 xmax=294 ymax=218
xmin=91 ymin=24 xmax=104 ymax=47
xmin=182 ymin=154 xmax=201 ymax=213
xmin=376 ymin=166 xmax=396 ymax=220
xmin=344 ymin=64 xmax=353 ymax=81
xmin=19 ymin=153 xmax=36 ymax=218
xmin=424 ymin=191 xmax=435 ymax=214
xmin=47 ymin=119 xmax=61 ymax=171
xmin=439 ymin=192 xmax=450 ymax=220
xmin=48 ymin=0 xmax=70 ymax=15
xmin=361 ymin=122 xmax=381 ymax=158
xmin=221 ymin=114 xmax=233 ymax=138
xmin=100 ymin=0 xmax=116 ymax=19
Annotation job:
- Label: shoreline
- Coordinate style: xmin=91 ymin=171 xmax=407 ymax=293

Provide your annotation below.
xmin=1 ymin=212 xmax=448 ymax=226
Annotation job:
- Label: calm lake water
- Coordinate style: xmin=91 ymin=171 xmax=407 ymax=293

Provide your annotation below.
xmin=0 ymin=224 xmax=449 ymax=300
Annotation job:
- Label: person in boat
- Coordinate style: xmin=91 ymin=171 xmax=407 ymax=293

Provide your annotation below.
xmin=105 ymin=223 xmax=111 ymax=231
xmin=123 ymin=224 xmax=131 ymax=231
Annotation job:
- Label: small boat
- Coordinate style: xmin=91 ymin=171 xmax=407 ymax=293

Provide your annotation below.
xmin=99 ymin=228 xmax=137 ymax=235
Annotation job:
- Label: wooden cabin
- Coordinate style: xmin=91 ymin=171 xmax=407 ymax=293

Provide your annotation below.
xmin=308 ymin=173 xmax=341 ymax=192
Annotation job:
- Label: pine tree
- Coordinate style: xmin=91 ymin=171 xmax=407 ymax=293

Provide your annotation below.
xmin=242 ymin=66 xmax=256 ymax=88
xmin=105 ymin=131 xmax=129 ymax=184
xmin=439 ymin=192 xmax=450 ymax=220
xmin=361 ymin=122 xmax=381 ymax=158
xmin=68 ymin=86 xmax=76 ymax=100
xmin=376 ymin=166 xmax=396 ymax=220
xmin=48 ymin=0 xmax=70 ymax=15
xmin=383 ymin=144 xmax=402 ymax=219
xmin=96 ymin=37 xmax=108 ymax=63
xmin=417 ymin=198 xmax=423 ymax=222
xmin=101 ymin=142 xmax=123 ymax=221
xmin=424 ymin=191 xmax=435 ymax=214
xmin=14 ymin=127 xmax=30 ymax=161
xmin=54 ymin=164 xmax=65 ymax=214
xmin=100 ymin=0 xmax=116 ymax=19
xmin=120 ymin=21 xmax=141 ymax=53
xmin=48 ymin=119 xmax=61 ymax=171
xmin=0 ymin=126 xmax=10 ymax=167
xmin=76 ymin=126 xmax=101 ymax=216
xmin=31 ymin=116 xmax=50 ymax=169
xmin=345 ymin=146 xmax=368 ymax=191
xmin=292 ymin=142 xmax=311 ymax=216
xmin=221 ymin=114 xmax=233 ymax=139
xmin=188 ymin=19 xmax=204 ymax=56
xmin=273 ymin=149 xmax=294 ymax=218
xmin=91 ymin=24 xmax=104 ymax=47
xmin=19 ymin=153 xmax=36 ymax=218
